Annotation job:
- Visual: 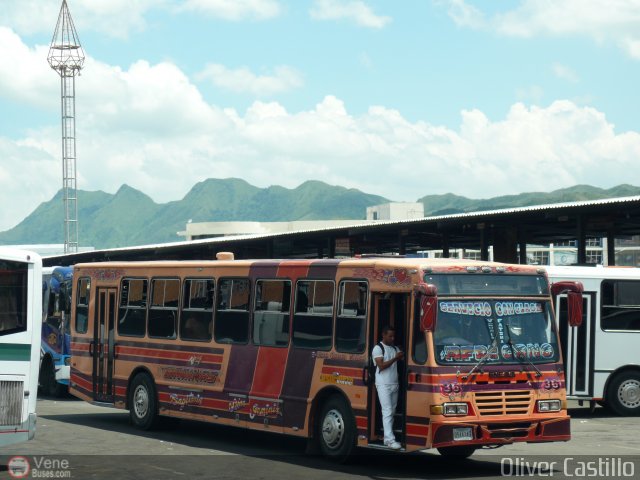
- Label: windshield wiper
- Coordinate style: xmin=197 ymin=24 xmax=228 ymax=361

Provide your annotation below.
xmin=462 ymin=319 xmax=499 ymax=380
xmin=503 ymin=319 xmax=542 ymax=377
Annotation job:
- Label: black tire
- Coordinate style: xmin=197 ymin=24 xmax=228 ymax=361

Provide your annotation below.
xmin=40 ymin=357 xmax=66 ymax=397
xmin=129 ymin=373 xmax=159 ymax=430
xmin=317 ymin=395 xmax=356 ymax=462
xmin=437 ymin=446 xmax=476 ymax=458
xmin=606 ymin=372 xmax=640 ymax=416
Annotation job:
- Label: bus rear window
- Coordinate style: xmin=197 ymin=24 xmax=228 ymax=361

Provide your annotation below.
xmin=0 ymin=262 xmax=28 ymax=336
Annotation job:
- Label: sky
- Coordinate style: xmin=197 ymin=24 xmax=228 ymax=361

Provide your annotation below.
xmin=1 ymin=0 xmax=640 ymax=231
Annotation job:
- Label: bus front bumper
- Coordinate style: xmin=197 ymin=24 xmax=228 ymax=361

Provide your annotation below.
xmin=431 ymin=416 xmax=571 ymax=449
xmin=0 ymin=413 xmax=37 ymax=446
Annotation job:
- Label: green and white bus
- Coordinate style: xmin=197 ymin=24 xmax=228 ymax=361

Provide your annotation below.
xmin=0 ymin=248 xmax=42 ymax=446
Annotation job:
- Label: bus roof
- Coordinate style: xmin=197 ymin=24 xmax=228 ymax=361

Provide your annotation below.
xmin=74 ymin=257 xmax=544 ymax=275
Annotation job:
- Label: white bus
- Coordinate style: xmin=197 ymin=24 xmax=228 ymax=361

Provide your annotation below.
xmin=0 ymin=248 xmax=42 ymax=446
xmin=547 ymin=265 xmax=640 ymax=416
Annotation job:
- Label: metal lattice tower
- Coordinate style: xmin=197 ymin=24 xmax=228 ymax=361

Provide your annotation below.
xmin=47 ymin=0 xmax=85 ymax=254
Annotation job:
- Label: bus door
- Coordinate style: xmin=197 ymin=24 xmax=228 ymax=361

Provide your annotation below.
xmin=556 ymin=293 xmax=593 ymax=397
xmin=93 ymin=288 xmax=117 ymax=403
xmin=368 ymin=292 xmax=409 ymax=445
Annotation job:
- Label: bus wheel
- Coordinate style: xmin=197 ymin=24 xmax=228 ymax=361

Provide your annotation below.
xmin=40 ymin=357 xmax=65 ymax=397
xmin=129 ymin=373 xmax=158 ymax=430
xmin=437 ymin=446 xmax=476 ymax=458
xmin=317 ymin=395 xmax=356 ymax=462
xmin=607 ymin=372 xmax=640 ymax=416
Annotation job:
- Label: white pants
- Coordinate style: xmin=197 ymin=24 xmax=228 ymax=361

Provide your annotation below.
xmin=376 ymin=383 xmax=399 ymax=443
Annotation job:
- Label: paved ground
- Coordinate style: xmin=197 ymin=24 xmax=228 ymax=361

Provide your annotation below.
xmin=1 ymin=397 xmax=639 ymax=479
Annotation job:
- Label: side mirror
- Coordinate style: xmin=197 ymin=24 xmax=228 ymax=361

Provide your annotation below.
xmin=551 ymin=281 xmax=584 ymax=328
xmin=416 ymin=283 xmax=438 ymax=332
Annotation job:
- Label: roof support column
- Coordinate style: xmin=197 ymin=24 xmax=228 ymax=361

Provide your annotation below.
xmin=398 ymin=231 xmax=406 ymax=256
xmin=493 ymin=226 xmax=518 ymax=263
xmin=518 ymin=226 xmax=528 ymax=265
xmin=607 ymin=230 xmax=616 ymax=266
xmin=577 ymin=215 xmax=587 ymax=264
xmin=480 ymin=226 xmax=489 ymax=261
xmin=328 ymin=237 xmax=335 ymax=259
xmin=441 ymin=232 xmax=450 ymax=258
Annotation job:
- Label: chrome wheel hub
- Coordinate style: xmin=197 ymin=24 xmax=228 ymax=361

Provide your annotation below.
xmin=133 ymin=385 xmax=149 ymax=418
xmin=321 ymin=409 xmax=344 ymax=449
xmin=618 ymin=379 xmax=640 ymax=408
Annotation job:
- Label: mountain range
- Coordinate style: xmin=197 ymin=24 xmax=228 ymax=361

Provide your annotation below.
xmin=0 ymin=179 xmax=638 ymax=249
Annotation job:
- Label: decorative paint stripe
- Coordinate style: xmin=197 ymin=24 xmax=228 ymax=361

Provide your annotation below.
xmin=405 ymin=415 xmax=430 ymax=425
xmin=114 ymin=354 xmax=221 ymax=369
xmin=323 ymin=358 xmax=367 ymax=368
xmin=224 ymin=344 xmax=259 ymax=395
xmin=281 ymin=261 xmax=341 ymax=429
xmin=409 ymin=381 xmax=551 ymax=393
xmin=281 ymin=348 xmax=315 ymax=428
xmin=115 ymin=339 xmax=225 ymax=355
xmin=405 ymin=435 xmax=427 ymax=446
xmin=250 ymin=347 xmax=289 ymax=399
xmin=411 ymin=363 xmax=563 ymax=374
xmin=0 ymin=343 xmax=31 ymax=361
xmin=115 ymin=347 xmax=223 ymax=365
xmin=406 ymin=424 xmax=429 ymax=436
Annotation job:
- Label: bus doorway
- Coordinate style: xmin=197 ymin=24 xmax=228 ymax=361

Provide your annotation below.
xmin=92 ymin=288 xmax=117 ymax=403
xmin=368 ymin=292 xmax=409 ymax=447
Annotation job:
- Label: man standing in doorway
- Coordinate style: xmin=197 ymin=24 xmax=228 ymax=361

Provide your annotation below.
xmin=372 ymin=325 xmax=404 ymax=450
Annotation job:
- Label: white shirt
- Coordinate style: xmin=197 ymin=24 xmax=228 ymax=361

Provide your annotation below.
xmin=372 ymin=342 xmax=400 ymax=385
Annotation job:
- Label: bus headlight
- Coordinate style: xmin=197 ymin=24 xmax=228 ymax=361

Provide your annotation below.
xmin=443 ymin=402 xmax=468 ymax=416
xmin=537 ymin=400 xmax=561 ymax=412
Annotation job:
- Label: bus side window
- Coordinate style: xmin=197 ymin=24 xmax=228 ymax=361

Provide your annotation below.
xmin=292 ymin=280 xmax=334 ymax=351
xmin=118 ymin=278 xmax=147 ymax=337
xmin=215 ymin=278 xmax=250 ymax=344
xmin=180 ymin=278 xmax=214 ymax=342
xmin=335 ymin=280 xmax=367 ymax=353
xmin=601 ymin=280 xmax=640 ymax=331
xmin=75 ymin=277 xmax=91 ymax=334
xmin=253 ymin=279 xmax=291 ymax=347
xmin=149 ymin=278 xmax=180 ymax=339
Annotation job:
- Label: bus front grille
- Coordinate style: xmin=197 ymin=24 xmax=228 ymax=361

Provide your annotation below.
xmin=0 ymin=381 xmax=24 ymax=426
xmin=474 ymin=390 xmax=531 ymax=416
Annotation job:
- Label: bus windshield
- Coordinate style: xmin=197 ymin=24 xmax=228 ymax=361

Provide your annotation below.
xmin=434 ymin=299 xmax=559 ymax=365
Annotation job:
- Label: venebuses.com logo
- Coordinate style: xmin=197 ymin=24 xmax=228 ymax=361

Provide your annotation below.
xmin=7 ymin=456 xmax=72 ymax=478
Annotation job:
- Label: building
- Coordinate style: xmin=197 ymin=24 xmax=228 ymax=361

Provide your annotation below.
xmin=179 ymin=202 xmax=425 ymax=242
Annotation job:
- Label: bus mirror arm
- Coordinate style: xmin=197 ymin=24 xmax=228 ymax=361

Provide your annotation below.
xmin=551 ymin=281 xmax=584 ymax=328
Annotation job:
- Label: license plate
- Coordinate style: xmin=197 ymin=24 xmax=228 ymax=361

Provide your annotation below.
xmin=453 ymin=427 xmax=473 ymax=441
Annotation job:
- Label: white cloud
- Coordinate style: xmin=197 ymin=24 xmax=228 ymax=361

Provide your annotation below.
xmin=0 ymin=0 xmax=279 ymax=38
xmin=196 ymin=64 xmax=303 ymax=96
xmin=0 ymin=0 xmax=159 ymax=38
xmin=310 ymin=0 xmax=391 ymax=29
xmin=179 ymin=0 xmax=281 ymax=21
xmin=553 ymin=63 xmax=579 ymax=83
xmin=441 ymin=0 xmax=640 ymax=59
xmin=1 ymin=30 xmax=640 ymax=233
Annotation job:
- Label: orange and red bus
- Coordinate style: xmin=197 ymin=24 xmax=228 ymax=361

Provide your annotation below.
xmin=68 ymin=254 xmax=583 ymax=460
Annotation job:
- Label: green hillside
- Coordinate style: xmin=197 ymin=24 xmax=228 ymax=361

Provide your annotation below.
xmin=1 ymin=179 xmax=638 ymax=250
xmin=0 ymin=178 xmax=387 ymax=249
xmin=419 ymin=184 xmax=640 ymax=216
